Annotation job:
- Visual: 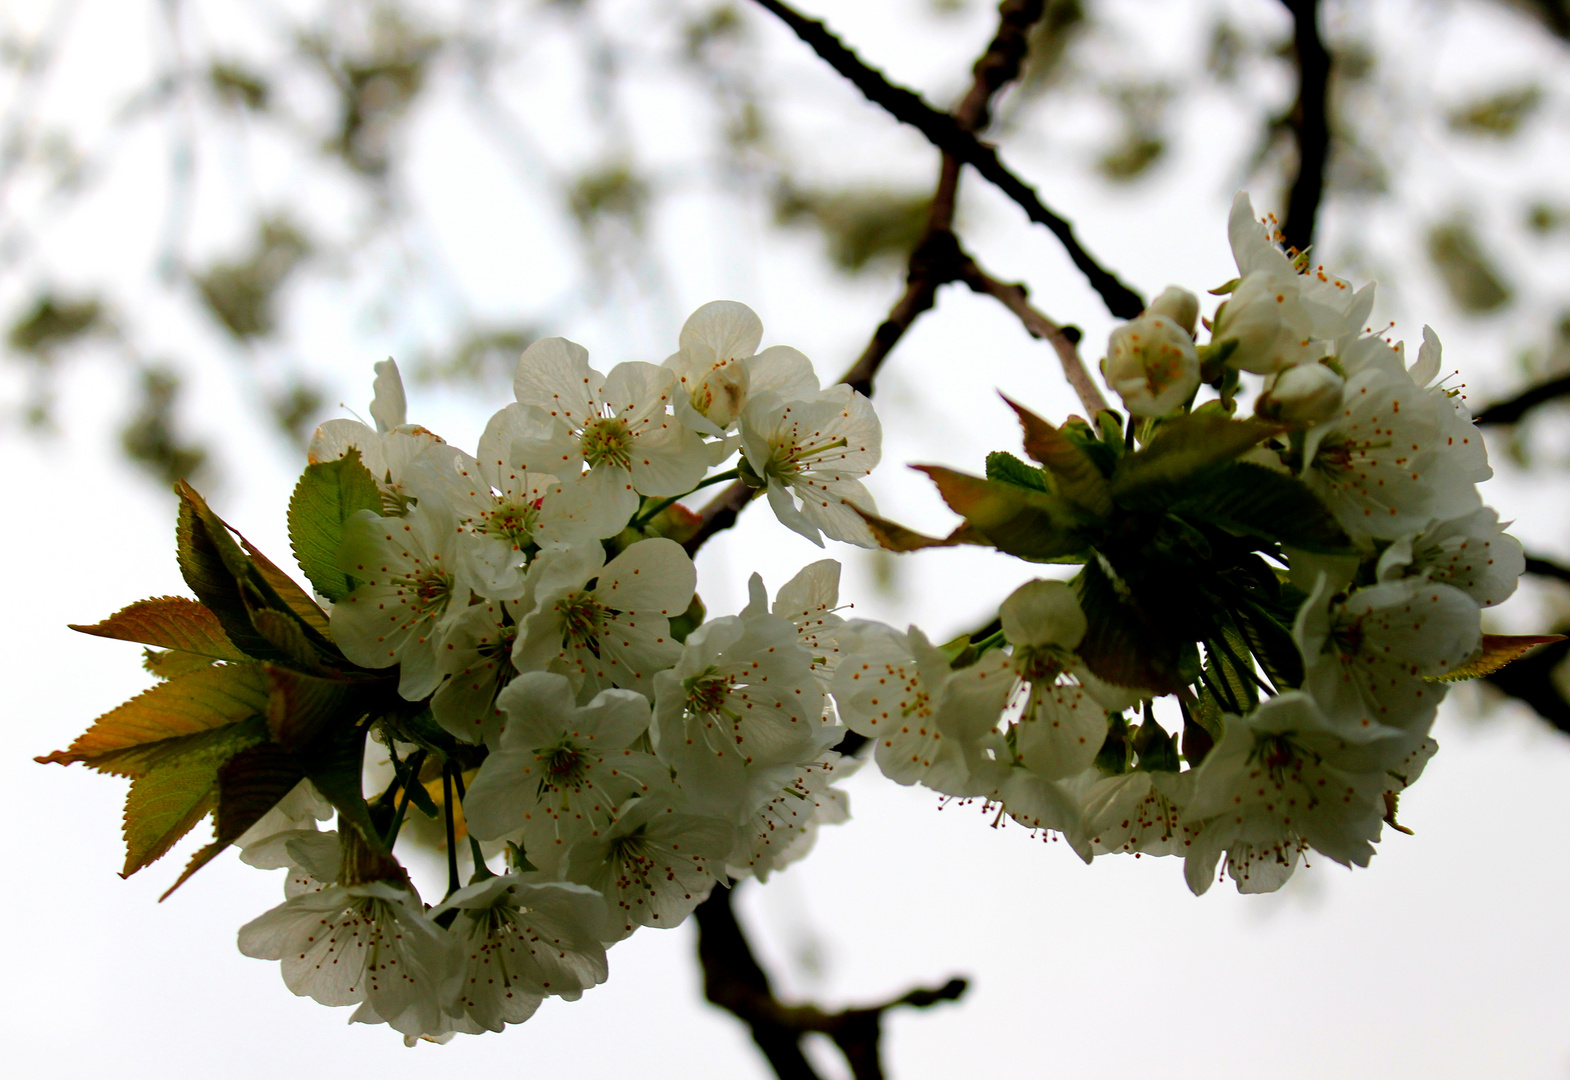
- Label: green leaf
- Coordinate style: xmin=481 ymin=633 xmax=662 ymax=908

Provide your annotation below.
xmin=143 ymin=648 xmax=218 ymax=680
xmin=1427 ymin=634 xmax=1566 ymax=682
xmin=71 ymin=597 xmax=247 ymax=661
xmin=985 ymin=451 xmax=1051 ymax=493
xmin=1110 ymin=414 xmax=1280 ymax=510
xmin=1004 ymin=396 xmax=1115 ymax=517
xmin=301 ymin=721 xmax=379 ymax=846
xmin=121 ymin=758 xmax=222 ymax=878
xmin=1172 ymin=462 xmax=1351 ymax=552
xmin=287 ymin=448 xmax=383 ymax=602
xmin=161 ymin=741 xmax=306 ymax=900
xmin=1132 ymin=713 xmax=1180 ymax=772
xmin=37 ymin=664 xmax=272 ymax=777
xmin=1232 ymin=598 xmax=1304 ymax=690
xmin=914 ymin=465 xmax=1093 ymax=563
xmin=175 ymin=481 xmax=335 ymax=667
xmin=1072 ymin=555 xmax=1187 ymax=694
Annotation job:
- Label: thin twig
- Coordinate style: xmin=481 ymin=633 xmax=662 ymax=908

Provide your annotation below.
xmin=1279 ymin=0 xmax=1330 ymax=255
xmin=1525 ymin=554 xmax=1570 ymax=586
xmin=1473 ymin=372 xmax=1570 ymax=426
xmin=749 ymin=0 xmax=1144 ymax=318
xmin=695 ymin=884 xmax=967 ymax=1080
xmin=956 ymin=254 xmax=1109 ymax=415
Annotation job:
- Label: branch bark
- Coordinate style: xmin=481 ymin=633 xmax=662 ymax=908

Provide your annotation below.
xmin=1279 ymin=0 xmax=1330 ymax=255
xmin=749 ymin=0 xmax=1144 ymax=318
xmin=695 ymin=884 xmax=967 ymax=1080
xmin=1473 ymin=371 xmax=1570 ymax=426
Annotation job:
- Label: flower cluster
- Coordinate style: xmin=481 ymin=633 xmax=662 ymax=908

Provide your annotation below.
xmin=858 ymin=192 xmax=1532 ymax=896
xmin=46 ymin=199 xmax=1550 ymax=1048
xmin=234 ymin=302 xmax=885 ymax=1040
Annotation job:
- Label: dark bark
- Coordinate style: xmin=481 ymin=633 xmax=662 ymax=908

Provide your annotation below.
xmin=1279 ymin=0 xmax=1330 ymax=255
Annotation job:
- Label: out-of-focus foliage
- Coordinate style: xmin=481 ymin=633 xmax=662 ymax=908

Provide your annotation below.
xmin=1428 ymin=217 xmax=1514 ymax=314
xmin=1448 ymin=84 xmax=1544 ymax=135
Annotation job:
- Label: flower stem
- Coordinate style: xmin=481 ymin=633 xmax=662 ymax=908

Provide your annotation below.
xmin=633 ymin=468 xmax=742 ymax=530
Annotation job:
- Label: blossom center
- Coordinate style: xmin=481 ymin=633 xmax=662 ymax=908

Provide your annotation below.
xmin=558 ymin=592 xmax=607 ymax=655
xmin=581 ymin=416 xmax=634 ymax=471
xmin=391 ymin=565 xmax=455 ymax=621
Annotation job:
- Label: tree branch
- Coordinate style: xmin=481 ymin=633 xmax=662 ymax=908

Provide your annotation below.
xmin=956 ymin=253 xmax=1109 ymax=416
xmin=749 ymin=0 xmax=1144 ymax=319
xmin=695 ymin=884 xmax=967 ymax=1080
xmin=1473 ymin=371 xmax=1570 ymax=426
xmin=1279 ymin=0 xmax=1330 ymax=255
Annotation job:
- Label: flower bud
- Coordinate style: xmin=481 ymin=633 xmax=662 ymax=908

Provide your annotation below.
xmin=1258 ymin=362 xmax=1344 ymax=424
xmin=1212 ymin=272 xmax=1315 ymax=374
xmin=1103 ymin=313 xmax=1200 ymax=418
xmin=1147 ymin=286 xmax=1199 ymax=336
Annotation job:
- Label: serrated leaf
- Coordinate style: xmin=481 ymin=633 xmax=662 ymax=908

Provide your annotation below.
xmin=301 ymin=721 xmax=379 ymax=846
xmin=1110 ymin=414 xmax=1280 ymax=509
xmin=175 ymin=481 xmax=335 ymax=666
xmin=121 ymin=758 xmax=222 ymax=878
xmin=1428 ymin=634 xmax=1566 ymax=682
xmin=1073 ymin=556 xmax=1187 ymax=694
xmin=985 ymin=450 xmax=1051 ymax=493
xmin=287 ymin=449 xmax=382 ymax=602
xmin=161 ymin=741 xmax=306 ymax=900
xmin=1005 ymin=396 xmax=1115 ymax=518
xmin=252 ymin=608 xmax=331 ymax=673
xmin=71 ymin=597 xmax=247 ymax=661
xmin=855 ymin=507 xmax=986 ymax=553
xmin=37 ymin=664 xmax=272 ymax=777
xmin=144 ymin=648 xmax=218 ymax=680
xmin=1172 ymin=462 xmax=1351 ymax=552
xmin=914 ymin=465 xmax=1092 ymax=562
xmin=1232 ymin=599 xmax=1304 ymax=690
xmin=266 ymin=667 xmax=353 ymax=751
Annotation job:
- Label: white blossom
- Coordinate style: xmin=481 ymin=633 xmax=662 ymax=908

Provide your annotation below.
xmin=1182 ymin=693 xmax=1406 ymax=895
xmin=1078 ymin=769 xmax=1194 ymax=857
xmin=238 ymin=881 xmax=454 ymax=1038
xmin=563 ymin=796 xmax=734 ymax=942
xmin=1376 ymin=507 xmax=1524 ymax=609
xmin=1259 ymin=362 xmax=1343 ymax=425
xmin=663 ymin=300 xmax=818 ymax=437
xmin=331 ymin=501 xmax=472 ymax=700
xmin=513 ymin=539 xmax=695 ymax=699
xmin=431 ymin=599 xmax=522 ymax=746
xmin=739 ymin=385 xmax=882 ymax=548
xmin=509 ymin=338 xmax=710 ymax=537
xmin=831 ymin=621 xmax=1013 ymax=789
xmin=432 ymin=875 xmax=609 ymax=1032
xmin=1295 ymin=575 xmax=1480 ymax=736
xmin=650 ymin=603 xmax=826 ymax=820
xmin=743 ymin=560 xmax=847 ymax=693
xmin=725 ymin=748 xmax=854 ymax=882
xmin=461 ymin=672 xmax=667 ymax=870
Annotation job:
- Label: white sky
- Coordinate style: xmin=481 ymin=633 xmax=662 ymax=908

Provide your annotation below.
xmin=5 ymin=0 xmax=1570 ymax=1077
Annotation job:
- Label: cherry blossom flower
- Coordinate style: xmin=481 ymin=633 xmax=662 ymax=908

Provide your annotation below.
xmin=651 ymin=604 xmax=825 ymax=819
xmin=563 ymin=795 xmax=734 ymax=942
xmin=1102 ymin=307 xmax=1200 ymax=416
xmin=663 ymin=300 xmax=818 ymax=437
xmin=431 ymin=599 xmax=522 ymax=745
xmin=461 ymin=672 xmax=667 ymax=871
xmin=1376 ymin=507 xmax=1524 ymax=609
xmin=509 ymin=338 xmax=709 ymax=537
xmin=739 ymin=385 xmax=882 ymax=548
xmin=432 ymin=875 xmax=609 ymax=1032
xmin=331 ymin=500 xmax=472 ymax=700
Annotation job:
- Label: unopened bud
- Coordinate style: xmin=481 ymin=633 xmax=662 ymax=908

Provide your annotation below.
xmin=1103 ymin=314 xmax=1200 ymax=418
xmin=1258 ymin=362 xmax=1344 ymax=424
xmin=1147 ymin=286 xmax=1199 ymax=336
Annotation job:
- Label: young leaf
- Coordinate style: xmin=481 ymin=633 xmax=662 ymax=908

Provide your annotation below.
xmin=161 ymin=741 xmax=307 ymax=900
xmin=241 ymin=536 xmax=333 ymax=638
xmin=985 ymin=451 xmax=1052 ymax=493
xmin=1232 ymin=599 xmax=1305 ymax=690
xmin=287 ymin=448 xmax=382 ymax=602
xmin=1110 ymin=414 xmax=1280 ymax=509
xmin=37 ymin=664 xmax=272 ymax=777
xmin=1428 ymin=634 xmax=1566 ymax=682
xmin=143 ymin=648 xmax=218 ymax=680
xmin=914 ymin=465 xmax=1093 ymax=562
xmin=855 ymin=507 xmax=987 ymax=553
xmin=1172 ymin=462 xmax=1351 ymax=553
xmin=300 ymin=721 xmax=379 ymax=846
xmin=1004 ymin=396 xmax=1115 ymax=517
xmin=71 ymin=597 xmax=247 ymax=661
xmin=121 ymin=758 xmax=223 ymax=878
